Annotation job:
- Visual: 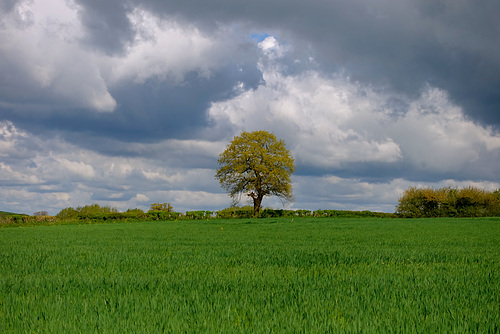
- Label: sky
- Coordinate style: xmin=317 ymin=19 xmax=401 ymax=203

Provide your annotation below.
xmin=1 ymin=0 xmax=499 ymax=215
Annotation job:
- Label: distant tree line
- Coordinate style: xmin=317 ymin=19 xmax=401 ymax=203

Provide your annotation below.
xmin=215 ymin=206 xmax=393 ymax=219
xmin=52 ymin=203 xmax=394 ymax=221
xmin=396 ymin=186 xmax=500 ymax=218
xmin=3 ymin=185 xmax=499 ymax=227
xmin=1 ymin=203 xmax=395 ymax=226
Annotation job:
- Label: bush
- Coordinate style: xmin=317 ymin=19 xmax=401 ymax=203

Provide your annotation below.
xmin=215 ymin=207 xmax=389 ymax=219
xmin=184 ymin=211 xmax=213 ymax=220
xmin=260 ymin=209 xmax=297 ymax=218
xmin=56 ymin=204 xmax=118 ymax=220
xmin=147 ymin=211 xmax=182 ymax=220
xmin=1 ymin=214 xmax=57 ymax=226
xmin=312 ymin=210 xmax=393 ymax=218
xmin=216 ymin=206 xmax=254 ymax=219
xmin=149 ymin=203 xmax=174 ymax=212
xmin=396 ymin=186 xmax=500 ymax=217
xmin=56 ymin=207 xmax=79 ymax=219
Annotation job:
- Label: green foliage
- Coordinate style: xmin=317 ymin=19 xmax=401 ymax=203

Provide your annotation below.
xmin=215 ymin=130 xmax=295 ymax=216
xmin=218 ymin=208 xmax=392 ymax=219
xmin=260 ymin=208 xmax=297 ymax=218
xmin=1 ymin=218 xmax=498 ymax=332
xmin=78 ymin=203 xmax=118 ymax=215
xmin=126 ymin=208 xmax=144 ymax=214
xmin=494 ymin=188 xmax=500 ymax=200
xmin=51 ymin=204 xmax=147 ymax=224
xmin=0 ymin=211 xmax=27 ymax=225
xmin=149 ymin=202 xmax=174 ymax=212
xmin=216 ymin=206 xmax=254 ymax=219
xmin=56 ymin=207 xmax=78 ymax=219
xmin=312 ymin=209 xmax=394 ymax=218
xmin=56 ymin=204 xmax=118 ymax=220
xmin=396 ymin=186 xmax=500 ymax=217
xmin=184 ymin=211 xmax=213 ymax=220
xmin=147 ymin=211 xmax=182 ymax=220
xmin=3 ymin=206 xmax=397 ymax=227
xmin=0 ymin=214 xmax=57 ymax=227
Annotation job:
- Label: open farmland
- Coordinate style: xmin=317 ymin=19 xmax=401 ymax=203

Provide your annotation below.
xmin=1 ymin=218 xmax=499 ymax=332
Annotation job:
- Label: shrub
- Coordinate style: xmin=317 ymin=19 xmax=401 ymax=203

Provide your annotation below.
xmin=216 ymin=206 xmax=254 ymax=219
xmin=396 ymin=186 xmax=500 ymax=217
xmin=56 ymin=204 xmax=118 ymax=220
xmin=149 ymin=203 xmax=174 ymax=212
xmin=56 ymin=207 xmax=79 ymax=219
xmin=260 ymin=209 xmax=297 ymax=218
xmin=312 ymin=210 xmax=393 ymax=218
xmin=147 ymin=211 xmax=182 ymax=220
xmin=56 ymin=204 xmax=122 ymax=221
xmin=125 ymin=209 xmax=147 ymax=220
xmin=184 ymin=211 xmax=213 ymax=220
xmin=1 ymin=214 xmax=56 ymax=226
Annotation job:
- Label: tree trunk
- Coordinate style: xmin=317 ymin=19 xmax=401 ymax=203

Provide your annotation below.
xmin=249 ymin=192 xmax=263 ymax=217
xmin=253 ymin=195 xmax=263 ymax=217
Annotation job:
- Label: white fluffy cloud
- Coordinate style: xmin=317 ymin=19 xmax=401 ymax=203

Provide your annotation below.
xmin=389 ymin=87 xmax=500 ymax=172
xmin=209 ymin=37 xmax=500 ymax=175
xmin=258 ymin=36 xmax=288 ymax=59
xmin=107 ymin=8 xmax=229 ymax=84
xmin=209 ymin=71 xmax=403 ymax=168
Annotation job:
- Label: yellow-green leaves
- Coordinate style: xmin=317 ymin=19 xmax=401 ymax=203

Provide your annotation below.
xmin=215 ymin=131 xmax=295 ymax=215
xmin=396 ymin=186 xmax=500 ymax=217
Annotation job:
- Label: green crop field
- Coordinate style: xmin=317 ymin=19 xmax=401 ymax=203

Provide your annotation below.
xmin=1 ymin=218 xmax=499 ymax=332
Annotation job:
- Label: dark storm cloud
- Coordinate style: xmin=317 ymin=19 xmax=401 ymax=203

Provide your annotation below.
xmin=2 ymin=63 xmax=262 ymax=154
xmin=107 ymin=64 xmax=262 ymax=141
xmin=74 ymin=0 xmax=136 ymax=55
xmin=298 ymin=156 xmax=500 ymax=185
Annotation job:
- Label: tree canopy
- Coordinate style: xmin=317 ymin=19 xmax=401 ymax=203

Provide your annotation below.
xmin=215 ymin=130 xmax=295 ymax=216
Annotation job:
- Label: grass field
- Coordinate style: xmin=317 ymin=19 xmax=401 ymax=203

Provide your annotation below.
xmin=1 ymin=217 xmax=499 ymax=332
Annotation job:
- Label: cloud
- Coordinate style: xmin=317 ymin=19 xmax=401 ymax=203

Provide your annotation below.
xmin=75 ymin=0 xmax=135 ymax=55
xmin=0 ymin=0 xmax=499 ymax=216
xmin=0 ymin=162 xmax=41 ymax=185
xmin=258 ymin=36 xmax=287 ymax=59
xmin=293 ymin=176 xmax=500 ymax=213
xmin=53 ymin=157 xmax=96 ymax=179
xmin=0 ymin=120 xmax=227 ymax=214
xmin=389 ymin=87 xmax=500 ymax=174
xmin=0 ymin=121 xmax=29 ymax=158
xmin=0 ymin=1 xmax=257 ymax=116
xmin=209 ymin=38 xmax=500 ymax=182
xmin=0 ymin=0 xmax=117 ymax=112
xmin=209 ymin=69 xmax=403 ymax=168
xmin=130 ymin=0 xmax=500 ymax=126
xmin=132 ymin=193 xmax=149 ymax=203
xmin=108 ymin=8 xmax=226 ymax=84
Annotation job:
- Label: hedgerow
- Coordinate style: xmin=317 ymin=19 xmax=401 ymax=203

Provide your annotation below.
xmin=396 ymin=186 xmax=500 ymax=217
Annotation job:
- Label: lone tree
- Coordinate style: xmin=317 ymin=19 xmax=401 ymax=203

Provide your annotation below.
xmin=215 ymin=130 xmax=295 ymax=216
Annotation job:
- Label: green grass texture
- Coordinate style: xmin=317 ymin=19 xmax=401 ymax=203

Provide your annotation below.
xmin=1 ymin=218 xmax=499 ymax=332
